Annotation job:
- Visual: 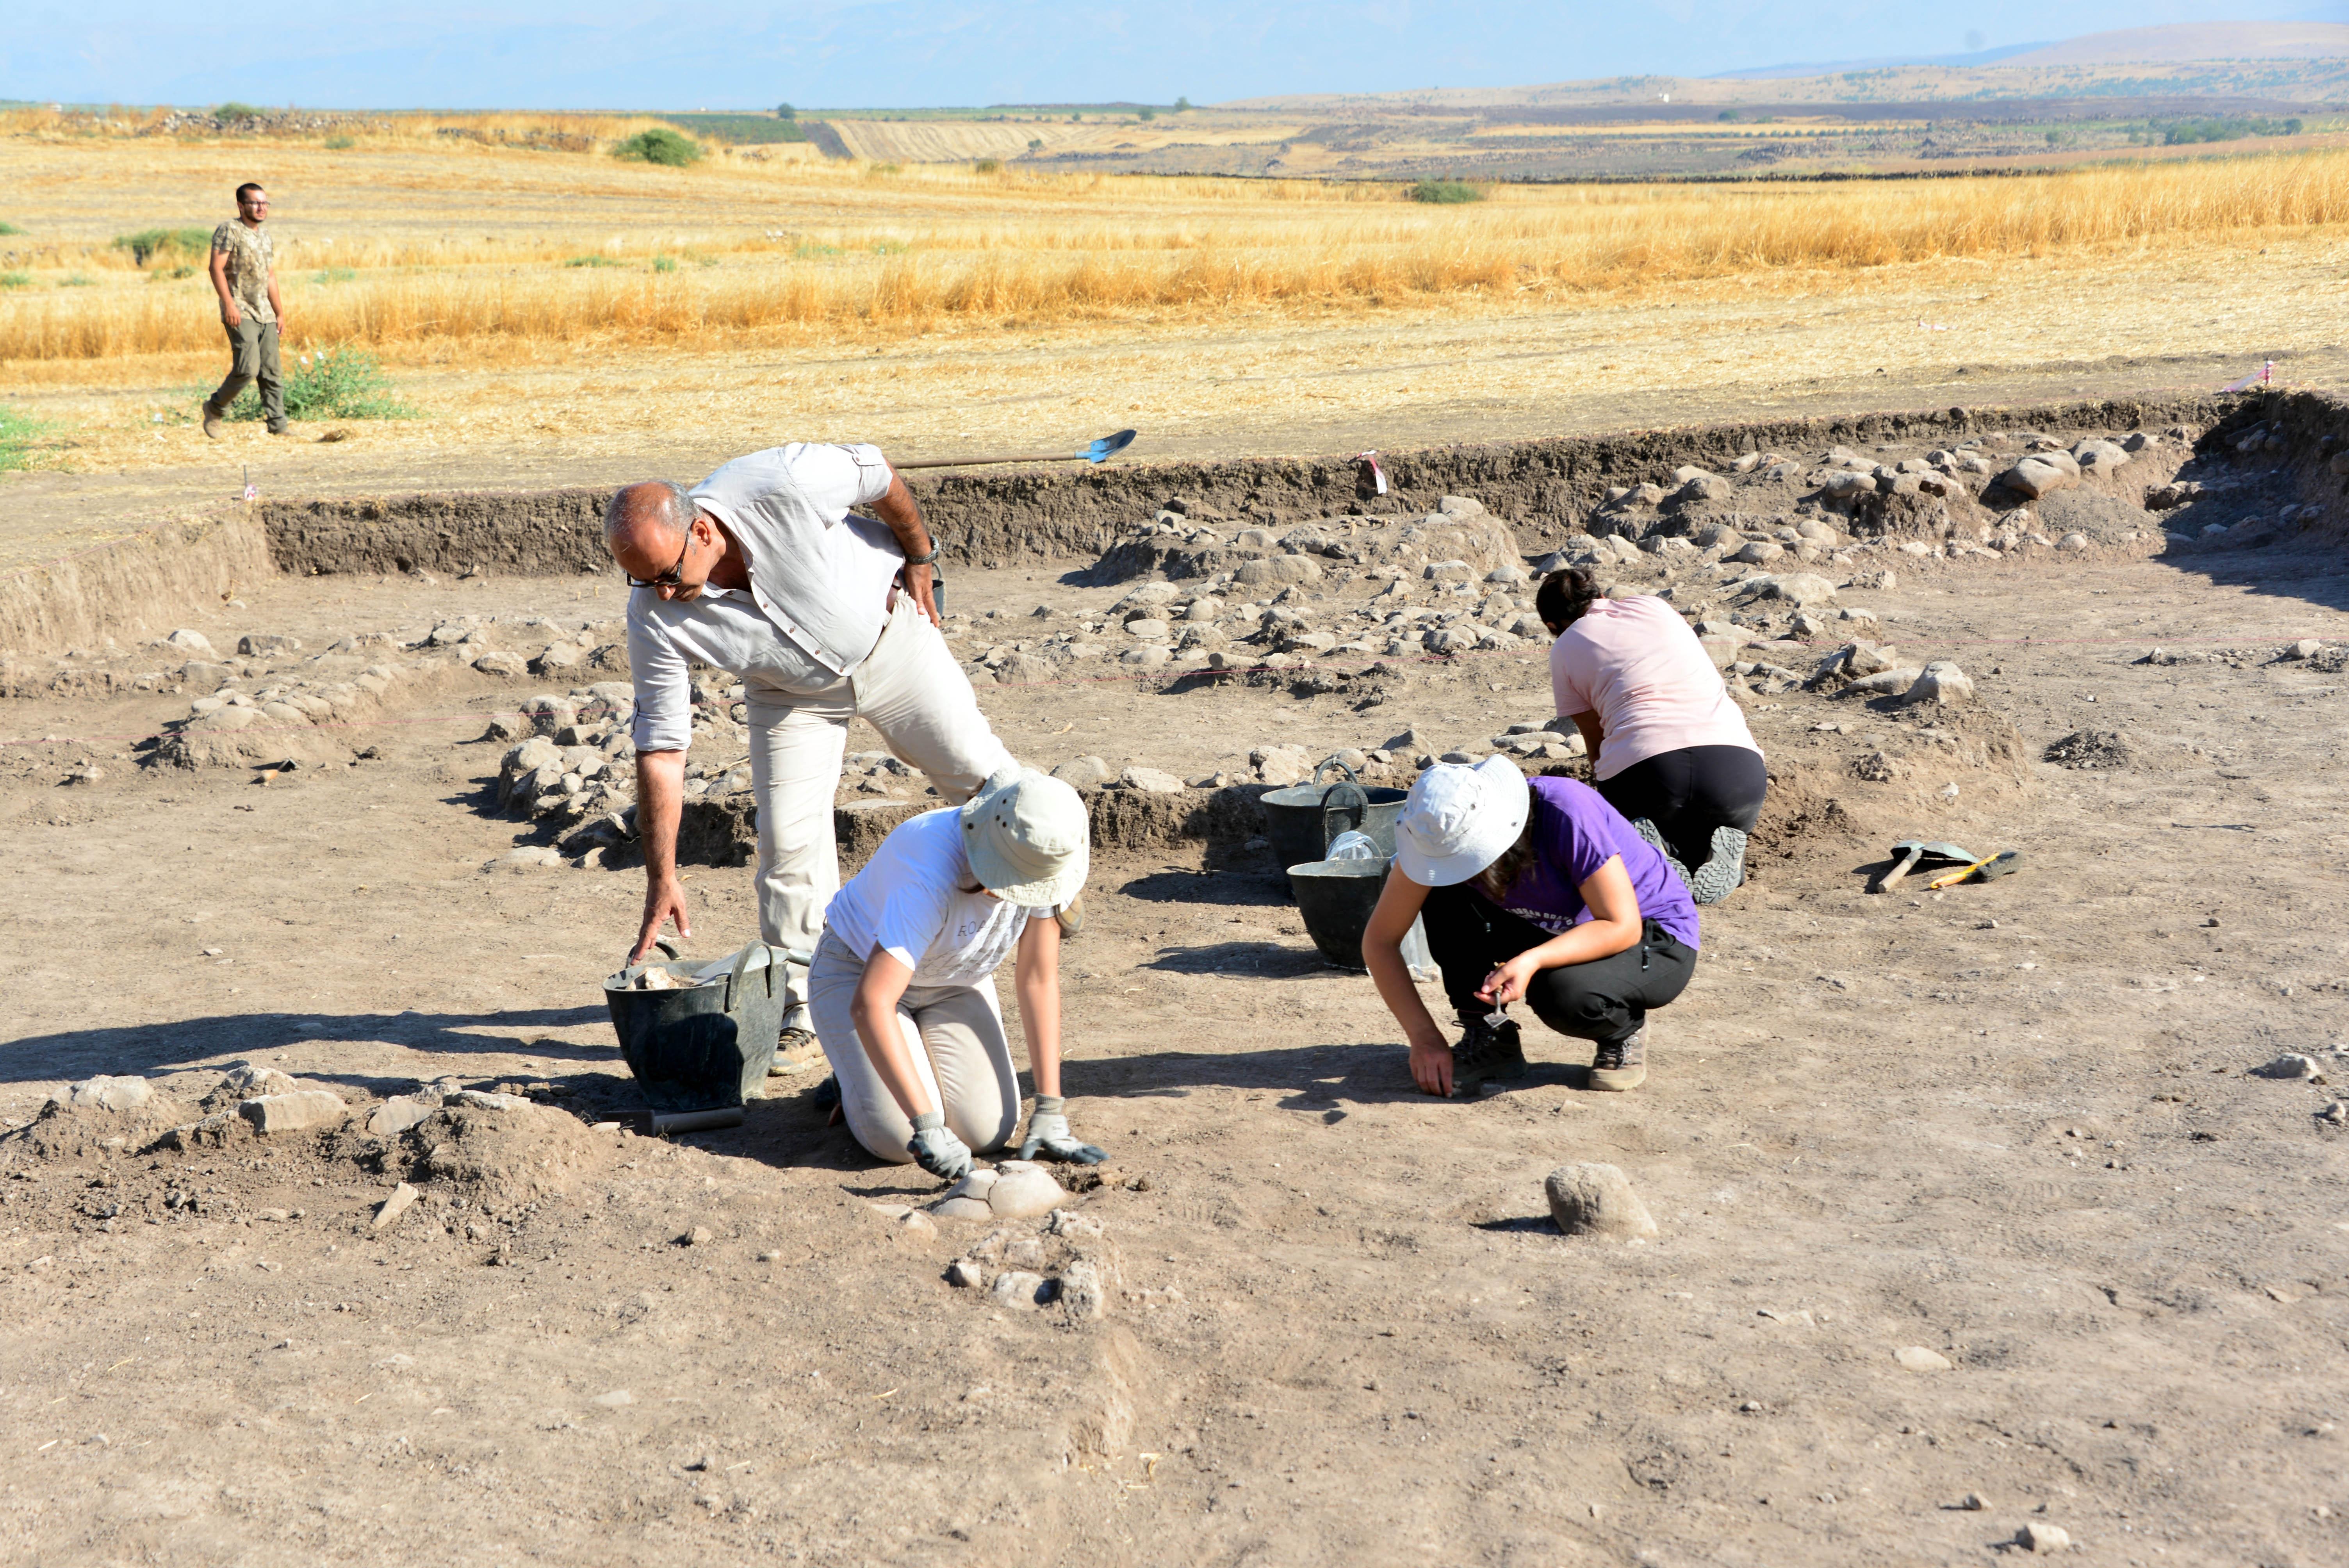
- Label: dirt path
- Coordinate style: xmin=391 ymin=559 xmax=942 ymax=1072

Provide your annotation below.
xmin=4 ymin=529 xmax=2348 ymax=1563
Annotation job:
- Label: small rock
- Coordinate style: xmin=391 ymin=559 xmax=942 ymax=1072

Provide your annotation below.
xmin=2290 ymin=639 xmax=2323 ymax=660
xmin=945 ymin=1257 xmax=989 ymax=1288
xmin=896 ymin=1210 xmax=938 ymax=1241
xmin=987 ymin=1160 xmax=1070 ymax=1219
xmin=1120 ymin=644 xmax=1172 ymax=668
xmin=1119 ymin=766 xmax=1185 ymax=793
xmin=2015 ymin=1522 xmax=2072 ymax=1554
xmin=1543 ymin=1163 xmax=1659 ymax=1240
xmin=2254 ymin=1053 xmax=2323 ymax=1081
xmin=1905 ymin=661 xmax=1975 ymax=706
xmin=1059 ymin=1260 xmax=1108 ymax=1321
xmin=1731 ymin=540 xmax=1784 ymax=565
xmin=445 ymin=1089 xmax=528 ymax=1110
xmin=1960 ymin=1493 xmax=1986 ymax=1511
xmin=238 ymin=1090 xmax=349 ymax=1135
xmin=53 ymin=1075 xmax=152 ymax=1113
xmin=164 ymin=629 xmax=217 ymax=657
xmin=1004 ymin=1237 xmax=1047 ymax=1269
xmin=1050 ymin=755 xmax=1114 ymax=790
xmin=681 ymin=1225 xmax=714 ymax=1246
xmin=237 ymin=633 xmax=301 ymax=656
xmin=1893 ymin=1345 xmax=1953 ymax=1372
xmin=590 ymin=1389 xmax=634 ymax=1408
xmin=365 ymin=1096 xmax=442 ymax=1137
xmin=372 ymin=1181 xmax=421 ymax=1230
xmin=473 ymin=652 xmax=528 ymax=679
xmin=2057 ymin=531 xmax=2090 ymax=552
xmin=990 ymin=1270 xmax=1051 ymax=1310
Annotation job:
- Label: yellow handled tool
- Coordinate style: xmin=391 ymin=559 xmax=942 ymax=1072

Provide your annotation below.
xmin=1928 ymin=849 xmax=2022 ymax=890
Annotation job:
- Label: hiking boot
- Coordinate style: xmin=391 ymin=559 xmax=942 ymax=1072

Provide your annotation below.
xmin=1630 ymin=816 xmax=1693 ymax=892
xmin=201 ymin=404 xmax=223 ymax=439
xmin=767 ymin=1026 xmax=820 ymax=1075
xmin=1590 ymin=1023 xmax=1649 ymax=1092
xmin=266 ymin=421 xmax=291 ymax=436
xmin=1448 ymin=1011 xmax=1527 ymax=1098
xmin=1054 ymin=893 xmax=1085 ymax=940
xmin=1688 ymin=827 xmax=1748 ymax=905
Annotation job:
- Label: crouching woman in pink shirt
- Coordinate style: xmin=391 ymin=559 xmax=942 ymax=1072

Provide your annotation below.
xmin=1538 ymin=568 xmax=1767 ymax=903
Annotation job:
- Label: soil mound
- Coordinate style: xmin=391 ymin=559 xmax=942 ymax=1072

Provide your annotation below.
xmin=399 ymin=1103 xmax=617 ymax=1217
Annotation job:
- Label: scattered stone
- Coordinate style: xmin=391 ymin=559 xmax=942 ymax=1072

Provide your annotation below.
xmin=681 ymin=1226 xmax=714 ymax=1246
xmin=1543 ymin=1163 xmax=1659 ymax=1240
xmin=990 ymin=1270 xmax=1051 ymax=1310
xmin=1059 ymin=1260 xmax=1108 ymax=1321
xmin=945 ymin=1257 xmax=988 ymax=1288
xmin=1050 ymin=755 xmax=1114 ymax=790
xmin=590 ymin=1389 xmax=634 ymax=1408
xmin=1737 ymin=572 xmax=1837 ymax=608
xmin=165 ymin=629 xmax=217 ymax=657
xmin=1844 ymin=668 xmax=1921 ymax=697
xmin=896 ymin=1210 xmax=939 ymax=1241
xmin=2057 ymin=532 xmax=2090 ymax=552
xmin=372 ymin=1181 xmax=421 ymax=1229
xmin=1960 ymin=1493 xmax=1987 ymax=1511
xmin=2253 ymin=1054 xmax=2323 ymax=1082
xmin=237 ymin=633 xmax=301 ymax=656
xmin=2015 ymin=1522 xmax=2072 ymax=1554
xmin=50 ymin=1076 xmax=152 ymax=1113
xmin=1119 ymin=766 xmax=1185 ymax=793
xmin=2042 ymin=730 xmax=2130 ymax=770
xmin=986 ymin=1160 xmax=1070 ymax=1219
xmin=1731 ymin=540 xmax=1785 ymax=565
xmin=1120 ymin=644 xmax=1171 ymax=668
xmin=2000 ymin=453 xmax=2080 ymax=499
xmin=365 ymin=1095 xmax=443 ymax=1137
xmin=1905 ymin=661 xmax=1975 ymax=706
xmin=1893 ymin=1345 xmax=1953 ymax=1372
xmin=447 ymin=1089 xmax=529 ymax=1110
xmin=237 ymin=1090 xmax=350 ymax=1135
xmin=473 ymin=652 xmax=528 ymax=679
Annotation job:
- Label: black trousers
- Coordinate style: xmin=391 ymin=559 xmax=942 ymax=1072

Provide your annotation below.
xmin=1420 ymin=881 xmax=1696 ymax=1047
xmin=1595 ymin=744 xmax=1768 ymax=873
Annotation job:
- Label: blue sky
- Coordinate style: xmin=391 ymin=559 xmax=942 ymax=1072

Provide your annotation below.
xmin=3 ymin=4 xmax=2340 ymax=111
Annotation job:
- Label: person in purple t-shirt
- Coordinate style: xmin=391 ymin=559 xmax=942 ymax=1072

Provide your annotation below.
xmin=1362 ymin=757 xmax=1700 ymax=1097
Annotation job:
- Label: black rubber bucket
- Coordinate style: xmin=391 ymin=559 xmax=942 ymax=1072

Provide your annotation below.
xmin=603 ymin=942 xmax=802 ymax=1130
xmin=1288 ymin=858 xmax=1388 ymax=970
xmin=1261 ymin=759 xmax=1407 ymax=885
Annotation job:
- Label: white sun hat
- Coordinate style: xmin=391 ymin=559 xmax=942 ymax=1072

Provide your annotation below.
xmin=1392 ymin=756 xmax=1530 ymax=886
xmin=959 ymin=766 xmax=1091 ymax=907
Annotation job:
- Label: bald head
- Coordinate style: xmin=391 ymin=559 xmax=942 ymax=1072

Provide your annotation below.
xmin=604 ymin=479 xmax=695 ymax=564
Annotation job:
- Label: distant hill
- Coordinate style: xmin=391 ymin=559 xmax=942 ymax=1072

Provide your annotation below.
xmin=2002 ymin=22 xmax=2349 ymax=67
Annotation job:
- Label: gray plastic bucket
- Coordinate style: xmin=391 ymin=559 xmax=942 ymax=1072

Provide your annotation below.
xmin=1288 ymin=858 xmax=1389 ymax=970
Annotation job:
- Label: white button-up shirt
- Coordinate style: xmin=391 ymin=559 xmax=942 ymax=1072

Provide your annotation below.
xmin=627 ymin=443 xmax=904 ymax=753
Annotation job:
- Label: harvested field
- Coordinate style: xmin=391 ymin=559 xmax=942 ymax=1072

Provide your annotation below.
xmin=7 ymin=390 xmax=2349 ymax=1563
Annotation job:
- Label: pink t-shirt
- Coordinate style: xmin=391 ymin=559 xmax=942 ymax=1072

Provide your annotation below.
xmin=1549 ymin=595 xmax=1761 ymax=781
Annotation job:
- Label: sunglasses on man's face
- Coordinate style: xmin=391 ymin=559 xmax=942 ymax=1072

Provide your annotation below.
xmin=625 ymin=524 xmax=695 ymax=589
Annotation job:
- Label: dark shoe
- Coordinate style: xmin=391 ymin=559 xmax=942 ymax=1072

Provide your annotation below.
xmin=267 ymin=421 xmax=291 ymax=436
xmin=1448 ymin=1011 xmax=1527 ymax=1098
xmin=1054 ymin=893 xmax=1085 ymax=940
xmin=1590 ymin=1023 xmax=1649 ymax=1092
xmin=201 ymin=404 xmax=223 ymax=439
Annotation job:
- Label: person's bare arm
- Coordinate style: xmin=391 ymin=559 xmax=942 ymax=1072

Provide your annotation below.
xmin=1361 ymin=870 xmax=1453 ymax=1095
xmin=1014 ymin=912 xmax=1063 ymax=1098
xmin=869 ymin=467 xmax=941 ymax=627
xmin=629 ymin=748 xmax=691 ymax=962
xmin=1476 ymin=855 xmax=1643 ymax=1008
xmin=849 ymin=948 xmax=930 ymax=1119
xmin=1570 ymin=711 xmax=1604 ymax=767
xmin=208 ymin=247 xmax=239 ymax=328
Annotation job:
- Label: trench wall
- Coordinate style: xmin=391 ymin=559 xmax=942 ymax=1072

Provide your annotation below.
xmin=0 ymin=506 xmax=273 ymax=659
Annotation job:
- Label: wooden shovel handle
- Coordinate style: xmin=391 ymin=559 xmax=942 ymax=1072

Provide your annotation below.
xmin=1871 ymin=847 xmax=1923 ymax=895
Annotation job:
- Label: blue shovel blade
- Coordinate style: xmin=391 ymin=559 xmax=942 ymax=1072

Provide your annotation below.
xmin=1080 ymin=428 xmax=1138 ymax=464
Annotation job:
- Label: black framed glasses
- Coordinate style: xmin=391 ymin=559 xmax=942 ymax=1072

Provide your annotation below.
xmin=626 ymin=525 xmax=693 ymax=589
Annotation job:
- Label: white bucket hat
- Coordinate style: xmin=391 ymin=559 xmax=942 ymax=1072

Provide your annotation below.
xmin=1392 ymin=757 xmax=1530 ymax=886
xmin=959 ymin=766 xmax=1090 ymax=907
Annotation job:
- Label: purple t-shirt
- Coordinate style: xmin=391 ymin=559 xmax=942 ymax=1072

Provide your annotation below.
xmin=1486 ymin=777 xmax=1700 ymax=950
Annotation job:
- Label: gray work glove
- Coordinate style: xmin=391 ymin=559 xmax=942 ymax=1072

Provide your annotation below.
xmin=907 ymin=1110 xmax=973 ymax=1182
xmin=1019 ymin=1095 xmax=1106 ymax=1164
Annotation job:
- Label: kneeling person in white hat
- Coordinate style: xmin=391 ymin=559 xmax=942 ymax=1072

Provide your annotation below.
xmin=1362 ymin=757 xmax=1701 ymax=1096
xmin=810 ymin=767 xmax=1105 ymax=1178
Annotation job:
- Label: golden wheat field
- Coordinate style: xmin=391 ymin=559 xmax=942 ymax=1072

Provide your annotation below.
xmin=3 ymin=123 xmax=2346 ymax=490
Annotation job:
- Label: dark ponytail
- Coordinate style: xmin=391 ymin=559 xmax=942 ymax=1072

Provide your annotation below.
xmin=1535 ymin=567 xmax=1601 ymax=636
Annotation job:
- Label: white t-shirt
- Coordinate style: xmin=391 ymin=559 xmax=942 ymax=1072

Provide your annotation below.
xmin=823 ymin=810 xmax=1055 ymax=989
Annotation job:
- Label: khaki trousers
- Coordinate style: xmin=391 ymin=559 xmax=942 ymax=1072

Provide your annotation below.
xmin=747 ymin=592 xmax=1013 ymax=1026
xmin=807 ymin=931 xmax=1019 ymax=1164
xmin=207 ymin=317 xmax=285 ymax=429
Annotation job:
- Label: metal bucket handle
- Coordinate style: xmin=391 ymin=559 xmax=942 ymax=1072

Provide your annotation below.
xmin=1311 ymin=755 xmax=1362 ymax=787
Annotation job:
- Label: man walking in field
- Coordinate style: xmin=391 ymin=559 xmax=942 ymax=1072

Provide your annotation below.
xmin=201 ymin=182 xmax=287 ymax=438
xmin=606 ymin=446 xmax=1021 ymax=1053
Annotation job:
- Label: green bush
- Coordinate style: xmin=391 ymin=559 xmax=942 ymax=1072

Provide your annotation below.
xmin=214 ymin=102 xmax=264 ymax=121
xmin=0 ymin=405 xmax=56 ymax=472
xmin=1408 ymin=178 xmax=1484 ymax=204
xmin=565 ymin=254 xmax=621 ymax=267
xmin=221 ymin=346 xmax=418 ymax=423
xmin=974 ymin=158 xmax=1001 ymax=174
xmin=59 ymin=274 xmax=94 ymax=287
xmin=0 ymin=272 xmax=30 ymax=289
xmin=0 ymin=221 xmax=22 ymax=236
xmin=323 ymin=134 xmax=355 ymax=150
xmin=613 ymin=127 xmax=702 ymax=166
xmin=312 ymin=267 xmax=357 ymax=284
xmin=114 ymin=227 xmax=212 ymax=266
xmin=652 ymin=255 xmax=677 ymax=273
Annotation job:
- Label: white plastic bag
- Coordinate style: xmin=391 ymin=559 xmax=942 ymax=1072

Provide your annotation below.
xmin=1325 ymin=834 xmax=1436 ymax=982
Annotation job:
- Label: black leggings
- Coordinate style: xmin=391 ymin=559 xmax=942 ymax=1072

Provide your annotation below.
xmin=1595 ymin=745 xmax=1768 ymax=873
xmin=1420 ymin=882 xmax=1695 ymax=1047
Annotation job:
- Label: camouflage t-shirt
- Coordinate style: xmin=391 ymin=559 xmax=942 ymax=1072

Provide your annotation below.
xmin=210 ymin=220 xmax=275 ymax=324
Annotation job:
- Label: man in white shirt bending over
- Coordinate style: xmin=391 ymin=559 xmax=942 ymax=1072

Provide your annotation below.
xmin=606 ymin=443 xmax=1015 ymax=1049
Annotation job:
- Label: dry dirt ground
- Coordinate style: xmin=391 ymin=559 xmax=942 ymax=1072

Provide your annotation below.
xmin=5 ymin=508 xmax=2349 ymax=1564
